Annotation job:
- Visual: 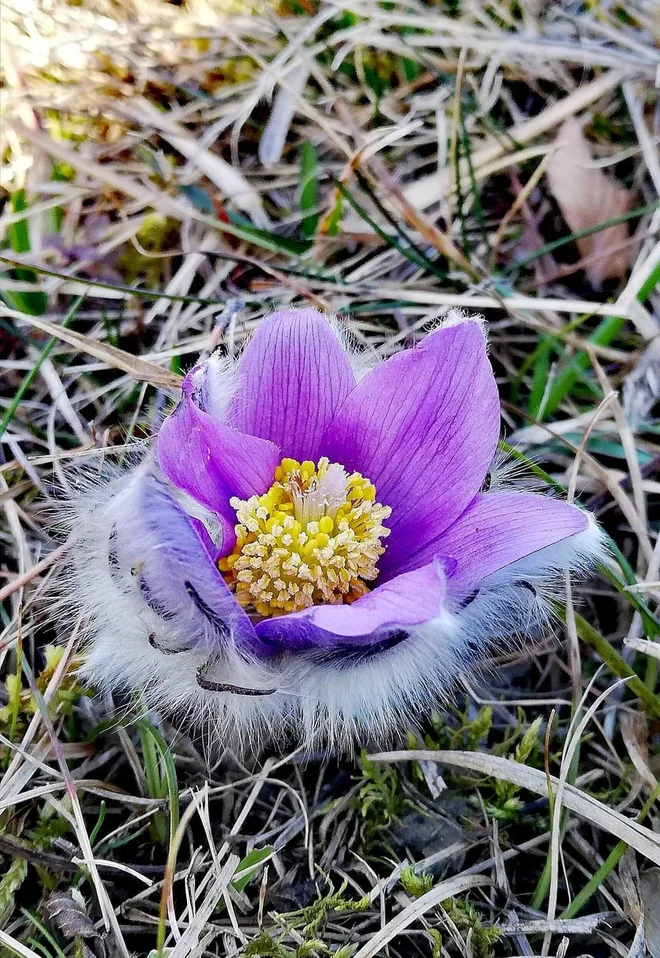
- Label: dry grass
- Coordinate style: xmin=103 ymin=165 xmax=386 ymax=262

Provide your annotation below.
xmin=1 ymin=1 xmax=660 ymax=955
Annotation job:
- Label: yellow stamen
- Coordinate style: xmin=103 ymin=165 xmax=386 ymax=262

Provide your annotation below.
xmin=220 ymin=457 xmax=391 ymax=618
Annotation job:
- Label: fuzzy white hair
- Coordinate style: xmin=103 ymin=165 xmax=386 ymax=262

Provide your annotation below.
xmin=54 ymin=459 xmax=604 ymax=754
xmin=51 ymin=311 xmax=606 ymax=752
xmin=55 ymin=459 xmax=463 ymax=751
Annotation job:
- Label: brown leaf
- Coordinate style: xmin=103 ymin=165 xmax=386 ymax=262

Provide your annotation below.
xmin=546 ymin=117 xmax=633 ymax=287
xmin=45 ymin=891 xmax=99 ymax=940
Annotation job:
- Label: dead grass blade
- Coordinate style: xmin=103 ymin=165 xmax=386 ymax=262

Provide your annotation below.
xmin=0 ymin=929 xmax=42 ymax=958
xmin=370 ymin=750 xmax=660 ymax=866
xmin=128 ymin=98 xmax=269 ymax=226
xmin=168 ymin=854 xmax=240 ymax=958
xmin=11 ymin=314 xmax=182 ymax=389
xmin=353 ymin=874 xmax=491 ymax=957
xmin=404 ymin=71 xmax=626 ymax=213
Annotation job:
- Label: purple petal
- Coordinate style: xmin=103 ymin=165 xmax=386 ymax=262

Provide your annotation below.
xmin=229 ymin=309 xmax=355 ymax=461
xmin=321 ymin=320 xmax=500 ymax=579
xmin=421 ymin=491 xmax=590 ymax=592
xmin=115 ymin=473 xmax=266 ymax=656
xmin=255 ymin=561 xmax=445 ymax=651
xmin=157 ymin=363 xmax=281 ymax=518
xmin=189 ymin=516 xmax=232 ymax=562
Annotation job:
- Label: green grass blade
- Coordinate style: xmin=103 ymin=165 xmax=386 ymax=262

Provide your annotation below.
xmin=300 ymin=140 xmax=320 ymax=240
xmin=566 ymin=610 xmax=660 ymax=719
xmin=333 ymin=178 xmax=446 ymax=280
xmin=1 ymin=190 xmax=48 ymax=315
xmin=636 ymin=259 xmax=660 ymax=302
xmin=560 ymin=782 xmax=660 ymax=918
xmin=0 ymin=293 xmax=86 ymax=440
xmin=537 ymin=315 xmax=626 ymax=420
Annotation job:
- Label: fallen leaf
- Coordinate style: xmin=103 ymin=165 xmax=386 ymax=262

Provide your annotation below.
xmin=546 ymin=117 xmax=633 ymax=287
xmin=45 ymin=891 xmax=99 ymax=940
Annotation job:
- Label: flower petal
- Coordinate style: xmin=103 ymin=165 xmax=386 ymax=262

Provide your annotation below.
xmin=115 ymin=473 xmax=266 ymax=656
xmin=158 ymin=362 xmax=281 ymax=517
xmin=229 ymin=308 xmax=356 ymax=461
xmin=255 ymin=561 xmax=446 ymax=651
xmin=423 ymin=491 xmax=591 ymax=593
xmin=321 ymin=320 xmax=500 ymax=579
xmin=189 ymin=516 xmax=228 ymax=561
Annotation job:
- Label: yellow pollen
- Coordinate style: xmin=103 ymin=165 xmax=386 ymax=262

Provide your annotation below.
xmin=218 ymin=457 xmax=391 ymax=617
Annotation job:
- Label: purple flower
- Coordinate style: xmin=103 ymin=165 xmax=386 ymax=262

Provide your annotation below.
xmin=68 ymin=309 xmax=603 ymax=745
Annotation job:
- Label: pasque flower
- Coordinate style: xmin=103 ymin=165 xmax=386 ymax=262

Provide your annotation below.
xmin=68 ymin=309 xmax=603 ymax=745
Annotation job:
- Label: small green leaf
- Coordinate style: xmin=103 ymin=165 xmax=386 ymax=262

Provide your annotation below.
xmin=325 ymin=191 xmax=343 ymax=237
xmin=515 ymin=716 xmax=543 ymax=765
xmin=299 ymin=140 xmax=319 ymax=240
xmin=0 ymin=279 xmax=48 ymax=316
xmin=9 ymin=189 xmax=31 ymax=254
xmin=233 ymin=845 xmax=273 ymax=893
xmin=2 ymin=190 xmax=48 ymax=315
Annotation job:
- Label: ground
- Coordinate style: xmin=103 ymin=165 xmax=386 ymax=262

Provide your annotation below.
xmin=1 ymin=1 xmax=660 ymax=956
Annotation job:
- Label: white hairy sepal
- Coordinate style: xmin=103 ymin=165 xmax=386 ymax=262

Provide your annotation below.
xmin=55 ymin=462 xmax=464 ymax=749
xmin=56 ymin=457 xmax=604 ymax=751
xmin=451 ymin=514 xmax=607 ymax=659
xmin=52 ymin=305 xmax=605 ymax=751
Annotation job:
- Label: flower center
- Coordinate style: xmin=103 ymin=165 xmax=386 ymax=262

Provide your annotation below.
xmin=219 ymin=457 xmax=392 ymax=618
